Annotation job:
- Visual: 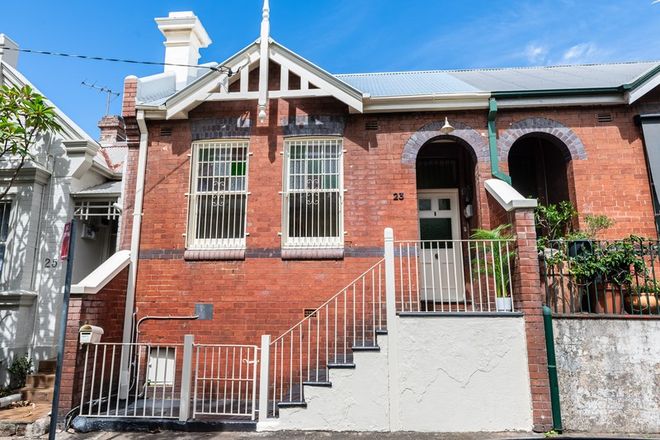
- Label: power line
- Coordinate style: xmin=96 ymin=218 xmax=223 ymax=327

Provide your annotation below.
xmin=2 ymin=46 xmax=233 ymax=76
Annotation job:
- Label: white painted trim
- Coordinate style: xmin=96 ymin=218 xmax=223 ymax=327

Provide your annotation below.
xmin=70 ymin=250 xmax=130 ymax=295
xmin=628 ymin=73 xmax=660 ymax=104
xmin=270 ymin=46 xmax=363 ymax=112
xmin=498 ymin=95 xmax=626 ymax=108
xmin=1 ymin=61 xmax=97 ymax=143
xmin=206 ymin=88 xmax=334 ymax=102
xmin=484 ymin=179 xmax=537 ymax=212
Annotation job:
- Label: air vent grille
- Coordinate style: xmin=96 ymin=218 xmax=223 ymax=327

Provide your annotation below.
xmin=160 ymin=126 xmax=173 ymax=137
xmin=597 ymin=113 xmax=613 ymax=123
xmin=303 ymin=309 xmax=317 ymax=318
xmin=365 ymin=120 xmax=379 ymax=131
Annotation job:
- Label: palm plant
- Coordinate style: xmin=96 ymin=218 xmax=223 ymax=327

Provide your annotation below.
xmin=471 ymin=224 xmax=516 ymax=298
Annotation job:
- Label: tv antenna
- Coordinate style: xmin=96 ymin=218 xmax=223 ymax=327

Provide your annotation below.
xmin=81 ymin=81 xmax=120 ymax=116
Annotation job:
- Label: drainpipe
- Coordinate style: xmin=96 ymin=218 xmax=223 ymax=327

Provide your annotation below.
xmin=542 ymin=305 xmax=563 ymax=433
xmin=487 ymin=97 xmax=512 ymax=184
xmin=118 ymin=110 xmax=148 ymax=397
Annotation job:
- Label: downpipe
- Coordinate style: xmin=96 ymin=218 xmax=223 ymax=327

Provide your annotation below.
xmin=542 ymin=305 xmax=563 ymax=433
xmin=487 ymin=97 xmax=512 ymax=184
xmin=118 ymin=109 xmax=148 ymax=399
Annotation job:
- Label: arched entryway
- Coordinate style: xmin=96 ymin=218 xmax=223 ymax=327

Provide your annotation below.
xmin=415 ymin=138 xmax=478 ymax=303
xmin=508 ymin=134 xmax=573 ymax=206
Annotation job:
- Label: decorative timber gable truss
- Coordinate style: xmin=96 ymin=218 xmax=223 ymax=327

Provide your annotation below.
xmin=154 ymin=39 xmax=364 ymax=120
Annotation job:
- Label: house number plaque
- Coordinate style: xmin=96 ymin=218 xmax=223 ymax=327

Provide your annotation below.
xmin=393 ymin=193 xmax=404 ymax=201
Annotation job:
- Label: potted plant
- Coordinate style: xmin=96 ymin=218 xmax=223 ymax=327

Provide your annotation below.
xmin=471 ymin=224 xmax=516 ymax=311
xmin=569 ymin=236 xmax=646 ymax=314
xmin=624 ymin=281 xmax=660 ymax=315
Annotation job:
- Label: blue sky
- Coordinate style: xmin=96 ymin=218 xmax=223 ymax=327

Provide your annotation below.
xmin=1 ymin=1 xmax=659 ymax=136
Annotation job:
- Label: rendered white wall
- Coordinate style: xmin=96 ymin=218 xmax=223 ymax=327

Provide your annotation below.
xmin=554 ymin=318 xmax=660 ymax=433
xmin=263 ymin=337 xmax=390 ymax=432
xmin=397 ymin=316 xmax=533 ymax=432
xmin=263 ymin=316 xmax=533 ymax=432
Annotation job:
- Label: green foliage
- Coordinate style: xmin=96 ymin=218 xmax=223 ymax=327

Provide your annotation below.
xmin=0 ymin=85 xmax=62 ymax=200
xmin=7 ymin=355 xmax=33 ymax=389
xmin=535 ymin=201 xmax=577 ymax=247
xmin=566 ymin=236 xmax=646 ymax=286
xmin=0 ymin=386 xmax=13 ymax=398
xmin=471 ymin=224 xmax=516 ymax=298
xmin=544 ymin=429 xmax=559 ymax=438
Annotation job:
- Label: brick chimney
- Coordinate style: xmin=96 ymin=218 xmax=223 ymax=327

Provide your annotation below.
xmin=98 ymin=115 xmax=126 ymax=145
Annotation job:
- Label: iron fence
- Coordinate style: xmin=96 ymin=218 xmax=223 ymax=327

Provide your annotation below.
xmin=541 ymin=238 xmax=660 ymax=316
xmin=394 ymin=239 xmax=517 ymax=313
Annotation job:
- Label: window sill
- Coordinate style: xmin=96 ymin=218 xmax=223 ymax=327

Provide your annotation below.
xmin=281 ymin=248 xmax=344 ymax=260
xmin=184 ymin=249 xmax=246 ymax=261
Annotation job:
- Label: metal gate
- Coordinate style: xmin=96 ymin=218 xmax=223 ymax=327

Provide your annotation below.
xmin=192 ymin=344 xmax=259 ymax=420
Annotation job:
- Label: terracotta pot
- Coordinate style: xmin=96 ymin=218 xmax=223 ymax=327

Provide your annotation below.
xmin=583 ymin=283 xmax=623 ymax=314
xmin=624 ymin=292 xmax=660 ymax=315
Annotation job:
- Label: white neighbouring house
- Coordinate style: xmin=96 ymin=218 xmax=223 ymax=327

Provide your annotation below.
xmin=0 ymin=34 xmax=126 ymax=384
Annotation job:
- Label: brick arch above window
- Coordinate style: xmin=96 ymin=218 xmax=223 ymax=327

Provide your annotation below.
xmin=498 ymin=117 xmax=587 ymax=162
xmin=401 ymin=120 xmax=490 ymax=165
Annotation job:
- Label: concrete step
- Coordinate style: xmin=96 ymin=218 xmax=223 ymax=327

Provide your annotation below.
xmin=20 ymin=386 xmax=53 ymax=404
xmin=37 ymin=359 xmax=57 ymax=374
xmin=25 ymin=374 xmax=55 ymax=389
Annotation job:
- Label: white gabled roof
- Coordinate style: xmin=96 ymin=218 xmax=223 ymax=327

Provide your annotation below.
xmin=0 ymin=60 xmax=98 ymax=144
xmin=137 ymin=38 xmax=365 ymax=118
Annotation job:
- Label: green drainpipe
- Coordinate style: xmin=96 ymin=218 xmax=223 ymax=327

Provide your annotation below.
xmin=487 ymin=97 xmax=512 ymax=184
xmin=542 ymin=305 xmax=563 ymax=433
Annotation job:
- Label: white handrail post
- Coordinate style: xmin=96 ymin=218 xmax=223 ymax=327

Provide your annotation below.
xmin=384 ymin=227 xmax=400 ymax=431
xmin=179 ymin=334 xmax=194 ymax=422
xmin=258 ymin=334 xmax=271 ymax=422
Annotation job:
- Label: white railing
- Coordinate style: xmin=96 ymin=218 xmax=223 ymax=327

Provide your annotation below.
xmin=79 ymin=342 xmax=183 ymax=419
xmin=267 ymin=259 xmax=385 ymax=415
xmin=395 ymin=239 xmax=517 ymax=313
xmin=192 ymin=344 xmax=259 ymax=420
xmin=77 ymin=338 xmax=259 ymax=421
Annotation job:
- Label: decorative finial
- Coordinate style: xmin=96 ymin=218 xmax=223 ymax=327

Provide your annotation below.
xmin=263 ymin=0 xmax=270 ymax=18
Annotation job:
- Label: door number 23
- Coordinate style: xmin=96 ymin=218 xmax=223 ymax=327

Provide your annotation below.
xmin=392 ymin=193 xmax=404 ymax=201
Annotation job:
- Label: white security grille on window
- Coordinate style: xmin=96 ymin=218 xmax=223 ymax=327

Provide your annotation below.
xmin=0 ymin=202 xmax=11 ymax=278
xmin=283 ymin=138 xmax=343 ymax=249
xmin=188 ymin=140 xmax=249 ymax=250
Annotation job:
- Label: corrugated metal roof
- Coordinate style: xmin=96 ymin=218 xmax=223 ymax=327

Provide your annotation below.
xmin=336 ymin=61 xmax=659 ymax=97
xmin=73 ymin=180 xmax=122 ymax=196
xmin=336 ymin=71 xmax=481 ymax=96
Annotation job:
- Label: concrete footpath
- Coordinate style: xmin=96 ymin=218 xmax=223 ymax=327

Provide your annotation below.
xmin=30 ymin=431 xmax=660 ymax=440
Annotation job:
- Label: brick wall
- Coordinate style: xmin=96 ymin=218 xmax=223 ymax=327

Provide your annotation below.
xmin=498 ymin=106 xmax=656 ymax=239
xmin=128 ymin=93 xmax=658 ymax=346
xmin=58 ymin=268 xmax=128 ymax=416
xmin=512 ymin=208 xmax=553 ymax=432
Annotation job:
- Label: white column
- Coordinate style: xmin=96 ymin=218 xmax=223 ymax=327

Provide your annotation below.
xmin=178 ymin=334 xmax=194 ymax=421
xmin=384 ymin=227 xmax=400 ymax=431
xmin=258 ymin=334 xmax=271 ymax=422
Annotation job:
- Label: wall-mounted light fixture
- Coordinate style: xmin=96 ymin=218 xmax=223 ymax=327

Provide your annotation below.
xmin=258 ymin=105 xmax=267 ymax=123
xmin=440 ymin=116 xmax=455 ymax=134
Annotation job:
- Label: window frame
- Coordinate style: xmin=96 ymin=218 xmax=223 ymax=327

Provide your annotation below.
xmin=281 ymin=137 xmax=344 ymax=251
xmin=0 ymin=201 xmax=12 ymax=280
xmin=186 ymin=139 xmax=250 ymax=252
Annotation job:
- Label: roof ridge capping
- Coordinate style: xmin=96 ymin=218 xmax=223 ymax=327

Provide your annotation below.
xmin=336 ymin=60 xmax=660 ymax=77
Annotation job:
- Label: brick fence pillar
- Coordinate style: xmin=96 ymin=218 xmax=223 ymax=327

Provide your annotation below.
xmin=512 ymin=207 xmax=553 ymax=432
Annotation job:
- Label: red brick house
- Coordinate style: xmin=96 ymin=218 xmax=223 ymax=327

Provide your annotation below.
xmin=60 ymin=3 xmax=660 ymax=435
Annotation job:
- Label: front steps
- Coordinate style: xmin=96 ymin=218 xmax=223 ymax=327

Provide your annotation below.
xmin=20 ymin=359 xmax=56 ymax=404
xmin=262 ymin=334 xmax=390 ymax=432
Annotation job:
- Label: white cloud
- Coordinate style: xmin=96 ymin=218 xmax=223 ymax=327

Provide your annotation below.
xmin=524 ymin=43 xmax=549 ymax=64
xmin=560 ymin=42 xmax=604 ymax=64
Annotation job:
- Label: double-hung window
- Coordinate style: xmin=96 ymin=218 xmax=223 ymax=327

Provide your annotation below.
xmin=282 ymin=138 xmax=344 ymax=250
xmin=0 ymin=202 xmax=11 ymax=278
xmin=187 ymin=140 xmax=249 ymax=251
